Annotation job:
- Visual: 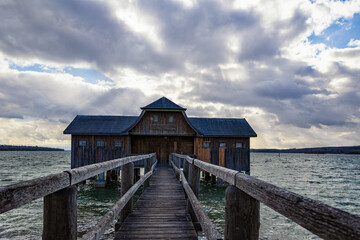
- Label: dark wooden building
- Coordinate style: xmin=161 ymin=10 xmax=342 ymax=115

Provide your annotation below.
xmin=64 ymin=97 xmax=257 ymax=172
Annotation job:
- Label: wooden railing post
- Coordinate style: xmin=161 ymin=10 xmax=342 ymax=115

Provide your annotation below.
xmin=144 ymin=157 xmax=151 ymax=188
xmin=225 ymin=185 xmax=260 ymax=240
xmin=187 ymin=161 xmax=200 ymax=224
xmin=43 ymin=185 xmax=77 ymax=240
xmin=183 ymin=158 xmax=189 ymax=181
xmin=120 ymin=162 xmax=134 ymax=222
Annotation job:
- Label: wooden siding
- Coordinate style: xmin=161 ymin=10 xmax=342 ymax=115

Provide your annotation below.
xmin=130 ymin=111 xmax=196 ymax=136
xmin=194 ymin=137 xmax=250 ymax=172
xmin=131 ymin=136 xmax=194 ymax=163
xmin=71 ymin=135 xmax=129 ymax=169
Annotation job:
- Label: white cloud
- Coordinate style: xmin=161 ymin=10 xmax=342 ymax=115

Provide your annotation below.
xmin=348 ymin=38 xmax=360 ymax=46
xmin=0 ymin=0 xmax=360 ymax=149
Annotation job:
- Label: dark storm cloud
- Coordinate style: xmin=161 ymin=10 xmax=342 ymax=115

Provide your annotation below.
xmin=0 ymin=0 xmax=176 ymax=73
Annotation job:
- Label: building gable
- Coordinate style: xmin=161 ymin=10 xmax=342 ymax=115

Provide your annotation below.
xmin=129 ymin=111 xmax=196 ymax=136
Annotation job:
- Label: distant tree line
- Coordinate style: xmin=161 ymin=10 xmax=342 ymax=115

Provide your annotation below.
xmin=0 ymin=145 xmax=64 ymax=151
xmin=251 ymin=146 xmax=360 ymax=154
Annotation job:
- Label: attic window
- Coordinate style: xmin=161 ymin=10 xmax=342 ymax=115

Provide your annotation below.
xmin=235 ymin=142 xmax=243 ymax=148
xmin=114 ymin=140 xmax=122 ymax=147
xmin=169 ymin=116 xmax=173 ymax=123
xmin=220 ymin=142 xmax=226 ymax=148
xmin=153 ymin=115 xmax=158 ymax=122
xmin=97 ymin=140 xmax=105 ymax=147
xmin=79 ymin=140 xmax=87 ymax=147
xmin=202 ymin=142 xmax=210 ymax=149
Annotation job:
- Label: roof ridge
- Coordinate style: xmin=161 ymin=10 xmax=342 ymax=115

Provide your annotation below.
xmin=141 ymin=96 xmax=186 ymax=110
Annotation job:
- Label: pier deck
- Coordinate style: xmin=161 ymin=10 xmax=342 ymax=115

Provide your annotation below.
xmin=114 ymin=167 xmax=197 ymax=240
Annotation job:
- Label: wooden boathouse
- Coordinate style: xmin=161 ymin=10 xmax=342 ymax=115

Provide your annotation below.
xmin=64 ymin=97 xmax=257 ymax=172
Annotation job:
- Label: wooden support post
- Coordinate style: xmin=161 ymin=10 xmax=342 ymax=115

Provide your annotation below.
xmin=43 ymin=185 xmax=77 ymax=240
xmin=95 ymin=172 xmax=106 ymax=187
xmin=134 ymin=168 xmax=140 ymax=182
xmin=183 ymin=159 xmax=189 ymax=181
xmin=204 ymin=172 xmax=211 ymax=181
xmin=144 ymin=157 xmax=151 ymax=188
xmin=225 ymin=185 xmax=260 ymax=240
xmin=187 ymin=162 xmax=200 ymax=224
xmin=211 ymin=174 xmax=216 ymax=184
xmin=120 ymin=162 xmax=134 ymax=222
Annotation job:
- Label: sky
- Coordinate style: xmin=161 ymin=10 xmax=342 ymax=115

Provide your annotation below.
xmin=0 ymin=0 xmax=360 ymax=150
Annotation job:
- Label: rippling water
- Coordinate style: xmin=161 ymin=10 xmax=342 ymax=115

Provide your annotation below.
xmin=0 ymin=152 xmax=359 ymax=239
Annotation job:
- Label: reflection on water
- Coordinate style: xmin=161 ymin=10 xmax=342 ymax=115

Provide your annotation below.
xmin=0 ymin=152 xmax=359 ymax=239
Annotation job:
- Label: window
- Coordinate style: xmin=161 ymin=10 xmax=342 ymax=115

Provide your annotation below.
xmin=202 ymin=142 xmax=210 ymax=149
xmin=153 ymin=115 xmax=158 ymax=122
xmin=114 ymin=140 xmax=122 ymax=147
xmin=79 ymin=140 xmax=87 ymax=147
xmin=96 ymin=140 xmax=105 ymax=147
xmin=169 ymin=115 xmax=173 ymax=123
xmin=220 ymin=142 xmax=226 ymax=148
xmin=235 ymin=142 xmax=243 ymax=148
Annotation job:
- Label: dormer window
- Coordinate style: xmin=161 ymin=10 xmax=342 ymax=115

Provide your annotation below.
xmin=169 ymin=116 xmax=173 ymax=123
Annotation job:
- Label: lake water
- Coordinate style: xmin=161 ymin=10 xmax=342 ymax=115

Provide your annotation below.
xmin=0 ymin=152 xmax=359 ymax=239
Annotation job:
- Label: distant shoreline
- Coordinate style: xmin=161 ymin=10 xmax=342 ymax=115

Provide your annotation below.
xmin=251 ymin=145 xmax=360 ymax=155
xmin=0 ymin=145 xmax=64 ymax=151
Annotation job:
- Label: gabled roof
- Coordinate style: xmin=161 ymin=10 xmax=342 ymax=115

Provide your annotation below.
xmin=63 ymin=115 xmax=137 ymax=135
xmin=188 ymin=118 xmax=257 ymax=137
xmin=141 ymin=97 xmax=186 ymax=111
xmin=64 ymin=115 xmax=257 ymax=137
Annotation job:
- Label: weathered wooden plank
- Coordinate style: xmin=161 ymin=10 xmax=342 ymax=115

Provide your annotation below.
xmin=80 ymin=163 xmax=156 ymax=240
xmin=67 ymin=154 xmax=154 ymax=185
xmin=193 ymin=158 xmax=237 ymax=185
xmin=0 ymin=172 xmax=70 ymax=214
xmin=235 ymin=173 xmax=360 ymax=240
xmin=114 ymin=167 xmax=197 ymax=240
xmin=180 ymin=171 xmax=222 ymax=240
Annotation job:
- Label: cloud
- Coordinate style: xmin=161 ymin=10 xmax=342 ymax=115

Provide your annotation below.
xmin=0 ymin=0 xmax=359 ymax=149
xmin=348 ymin=38 xmax=360 ymax=46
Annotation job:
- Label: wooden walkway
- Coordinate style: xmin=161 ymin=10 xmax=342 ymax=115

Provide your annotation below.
xmin=114 ymin=166 xmax=198 ymax=240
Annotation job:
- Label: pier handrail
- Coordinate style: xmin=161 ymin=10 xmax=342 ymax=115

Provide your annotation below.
xmin=0 ymin=153 xmax=157 ymax=240
xmin=80 ymin=159 xmax=158 ymax=240
xmin=170 ymin=158 xmax=222 ymax=240
xmin=171 ymin=153 xmax=360 ymax=240
xmin=0 ymin=153 xmax=155 ymax=214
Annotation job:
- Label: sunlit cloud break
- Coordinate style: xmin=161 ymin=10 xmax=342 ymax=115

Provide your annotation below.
xmin=0 ymin=0 xmax=359 ymax=149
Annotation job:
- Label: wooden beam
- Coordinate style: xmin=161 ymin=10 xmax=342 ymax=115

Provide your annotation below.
xmin=144 ymin=157 xmax=151 ymax=188
xmin=0 ymin=172 xmax=70 ymax=214
xmin=120 ymin=162 xmax=134 ymax=223
xmin=235 ymin=173 xmax=360 ymax=240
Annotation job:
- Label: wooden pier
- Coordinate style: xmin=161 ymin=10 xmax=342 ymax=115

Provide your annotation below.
xmin=115 ymin=167 xmax=197 ymax=239
xmin=1 ymin=153 xmax=360 ymax=240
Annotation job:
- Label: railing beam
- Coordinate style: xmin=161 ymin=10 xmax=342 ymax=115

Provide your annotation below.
xmin=43 ymin=185 xmax=77 ymax=240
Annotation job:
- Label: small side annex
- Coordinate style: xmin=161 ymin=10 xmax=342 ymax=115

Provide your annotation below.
xmin=64 ymin=97 xmax=257 ymax=172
